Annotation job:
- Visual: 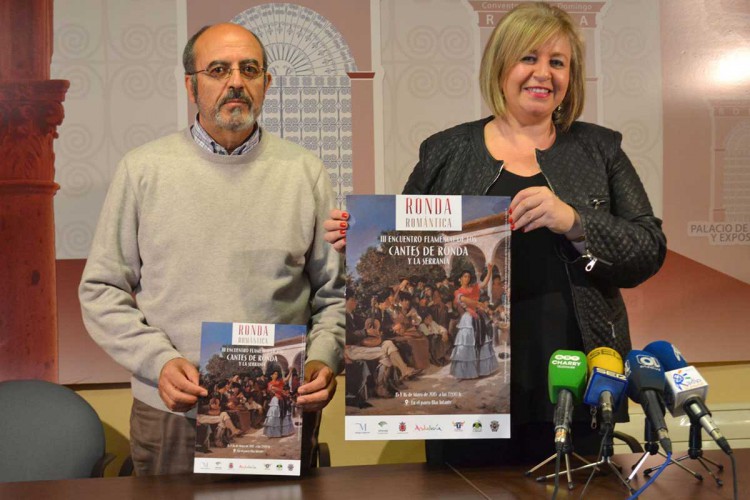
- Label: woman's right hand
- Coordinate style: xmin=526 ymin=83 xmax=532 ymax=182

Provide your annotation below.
xmin=322 ymin=208 xmax=349 ymax=253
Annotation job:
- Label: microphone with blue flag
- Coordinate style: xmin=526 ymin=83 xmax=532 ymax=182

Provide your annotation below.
xmin=644 ymin=340 xmax=732 ymax=455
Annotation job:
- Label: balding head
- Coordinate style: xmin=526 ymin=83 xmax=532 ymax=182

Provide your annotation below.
xmin=183 ymin=23 xmax=268 ymax=75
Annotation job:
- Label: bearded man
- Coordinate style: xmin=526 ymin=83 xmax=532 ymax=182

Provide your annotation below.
xmin=79 ymin=23 xmax=344 ymax=475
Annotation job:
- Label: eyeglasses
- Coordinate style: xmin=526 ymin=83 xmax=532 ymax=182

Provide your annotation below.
xmin=186 ymin=63 xmax=266 ymax=81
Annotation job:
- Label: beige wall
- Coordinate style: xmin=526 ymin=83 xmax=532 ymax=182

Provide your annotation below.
xmin=74 ymin=385 xmax=132 ymax=476
xmin=51 ymin=0 xmax=750 ymax=472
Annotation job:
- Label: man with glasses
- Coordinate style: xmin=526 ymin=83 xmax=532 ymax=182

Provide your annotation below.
xmin=79 ymin=23 xmax=344 ymax=475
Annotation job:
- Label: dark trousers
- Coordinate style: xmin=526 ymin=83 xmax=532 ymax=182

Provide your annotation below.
xmin=129 ymin=399 xmax=321 ymax=476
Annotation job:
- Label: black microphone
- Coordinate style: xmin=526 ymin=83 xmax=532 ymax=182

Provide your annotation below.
xmin=624 ymin=350 xmax=672 ymax=454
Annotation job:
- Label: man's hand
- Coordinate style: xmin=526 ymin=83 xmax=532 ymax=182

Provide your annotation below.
xmin=296 ymin=360 xmax=337 ymax=412
xmin=158 ymin=358 xmax=207 ymax=412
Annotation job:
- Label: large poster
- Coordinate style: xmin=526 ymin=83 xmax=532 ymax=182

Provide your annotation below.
xmin=344 ymin=195 xmax=512 ymax=440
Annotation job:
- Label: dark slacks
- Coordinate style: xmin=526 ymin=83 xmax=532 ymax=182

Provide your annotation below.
xmin=129 ymin=399 xmax=321 ymax=476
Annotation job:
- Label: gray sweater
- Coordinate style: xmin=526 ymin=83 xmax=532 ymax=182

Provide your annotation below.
xmin=79 ymin=128 xmax=345 ymax=414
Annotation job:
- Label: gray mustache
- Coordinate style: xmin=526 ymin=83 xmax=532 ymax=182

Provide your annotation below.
xmin=219 ymin=89 xmax=252 ymax=107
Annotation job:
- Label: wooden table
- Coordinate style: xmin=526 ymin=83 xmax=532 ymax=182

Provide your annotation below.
xmin=0 ymin=463 xmax=480 ymax=500
xmin=451 ymin=448 xmax=746 ymax=499
xmin=0 ymin=449 xmax=745 ymax=499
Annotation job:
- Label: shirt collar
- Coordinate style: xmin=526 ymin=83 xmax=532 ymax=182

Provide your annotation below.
xmin=190 ymin=114 xmax=261 ymax=156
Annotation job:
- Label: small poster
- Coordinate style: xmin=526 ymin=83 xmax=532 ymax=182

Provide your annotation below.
xmin=194 ymin=322 xmax=306 ymax=475
xmin=344 ymin=195 xmax=512 ymax=440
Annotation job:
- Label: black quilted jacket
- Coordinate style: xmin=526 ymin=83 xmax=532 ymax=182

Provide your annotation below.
xmin=402 ymin=116 xmax=667 ymax=358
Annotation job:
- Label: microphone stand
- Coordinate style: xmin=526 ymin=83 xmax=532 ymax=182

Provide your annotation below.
xmin=566 ymin=426 xmax=634 ymax=494
xmin=525 ymin=431 xmax=593 ymax=490
xmin=628 ymin=417 xmax=702 ymax=483
xmin=643 ymin=420 xmax=724 ymax=486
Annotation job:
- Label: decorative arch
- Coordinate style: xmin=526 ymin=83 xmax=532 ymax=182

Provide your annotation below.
xmin=292 ymin=351 xmax=304 ymax=375
xmin=443 ymin=214 xmax=510 ymax=276
xmin=231 ymin=3 xmax=357 ymax=205
xmin=264 ymin=356 xmax=289 ymax=377
xmin=464 ymin=244 xmax=486 ymax=276
xmin=491 ymin=237 xmax=510 ymax=279
xmin=723 ymin=120 xmax=750 ymax=221
xmin=725 ymin=120 xmax=750 ymax=156
xmin=709 ymin=100 xmax=750 ymax=222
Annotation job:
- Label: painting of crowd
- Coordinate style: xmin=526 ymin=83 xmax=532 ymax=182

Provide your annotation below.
xmin=195 ymin=362 xmax=302 ymax=454
xmin=345 ymin=253 xmax=510 ymax=409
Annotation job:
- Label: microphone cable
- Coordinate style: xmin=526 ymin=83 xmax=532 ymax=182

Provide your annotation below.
xmin=625 ymin=452 xmax=671 ymax=499
xmin=578 ymin=427 xmax=609 ymax=499
xmin=729 ymin=450 xmax=738 ymax=500
xmin=551 ymin=448 xmax=562 ymax=500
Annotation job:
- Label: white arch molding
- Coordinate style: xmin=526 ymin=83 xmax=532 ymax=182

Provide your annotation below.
xmin=709 ymin=100 xmax=750 ymax=222
xmin=722 ymin=120 xmax=750 ymax=222
xmin=443 ymin=214 xmax=511 ymax=285
xmin=261 ymin=335 xmax=306 ymax=375
xmin=232 ymin=3 xmax=358 ymax=205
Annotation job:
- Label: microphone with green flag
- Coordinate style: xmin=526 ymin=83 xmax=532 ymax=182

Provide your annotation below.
xmin=548 ymin=350 xmax=588 ymax=451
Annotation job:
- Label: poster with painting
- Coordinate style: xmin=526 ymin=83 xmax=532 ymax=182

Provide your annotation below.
xmin=344 ymin=195 xmax=512 ymax=440
xmin=194 ymin=321 xmax=305 ymax=475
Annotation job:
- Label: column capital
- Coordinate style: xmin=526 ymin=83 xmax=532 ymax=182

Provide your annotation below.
xmin=0 ymin=79 xmax=69 ymax=182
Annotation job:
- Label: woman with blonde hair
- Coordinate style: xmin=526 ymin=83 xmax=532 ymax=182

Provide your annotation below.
xmin=327 ymin=2 xmax=665 ymax=464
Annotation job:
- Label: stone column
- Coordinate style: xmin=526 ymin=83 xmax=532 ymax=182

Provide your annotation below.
xmin=0 ymin=0 xmax=68 ymax=381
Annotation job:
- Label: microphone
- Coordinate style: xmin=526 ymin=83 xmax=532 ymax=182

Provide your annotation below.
xmin=582 ymin=347 xmax=628 ymax=431
xmin=624 ymin=350 xmax=672 ymax=454
xmin=548 ymin=350 xmax=587 ymax=452
xmin=644 ymin=340 xmax=732 ymax=455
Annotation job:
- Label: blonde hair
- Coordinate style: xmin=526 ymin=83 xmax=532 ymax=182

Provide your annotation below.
xmin=479 ymin=2 xmax=585 ymax=131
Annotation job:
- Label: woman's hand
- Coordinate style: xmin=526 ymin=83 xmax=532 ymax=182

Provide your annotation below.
xmin=509 ymin=186 xmax=583 ymax=240
xmin=322 ymin=208 xmax=349 ymax=253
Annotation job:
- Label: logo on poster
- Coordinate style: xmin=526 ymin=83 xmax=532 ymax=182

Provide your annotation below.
xmin=355 ymin=422 xmax=369 ymax=434
xmin=232 ymin=322 xmax=275 ymax=346
xmin=396 ymin=195 xmax=462 ymax=231
xmin=414 ymin=424 xmax=443 ymax=432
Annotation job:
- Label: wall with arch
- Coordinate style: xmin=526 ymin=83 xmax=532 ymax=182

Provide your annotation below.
xmin=47 ymin=0 xmax=749 ymax=384
xmin=6 ymin=0 xmax=745 ymax=469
